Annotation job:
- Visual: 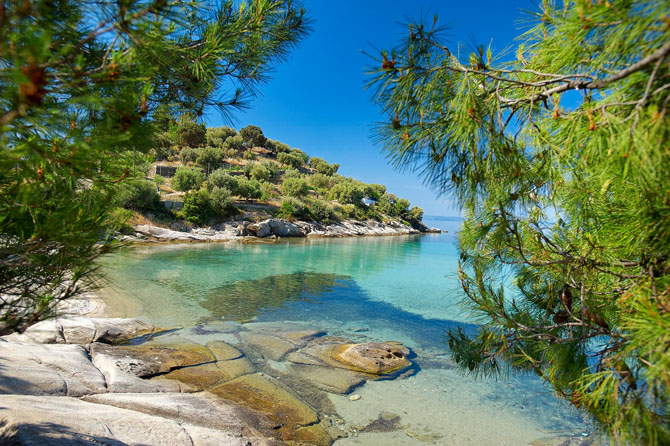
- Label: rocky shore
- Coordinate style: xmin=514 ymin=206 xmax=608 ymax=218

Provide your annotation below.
xmin=125 ymin=218 xmax=441 ymax=243
xmin=0 ymin=295 xmax=415 ymax=445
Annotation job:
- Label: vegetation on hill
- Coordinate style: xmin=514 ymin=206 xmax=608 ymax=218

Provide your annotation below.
xmin=368 ymin=1 xmax=670 ymax=443
xmin=0 ymin=0 xmax=311 ymax=333
xmin=122 ymin=118 xmax=425 ymax=229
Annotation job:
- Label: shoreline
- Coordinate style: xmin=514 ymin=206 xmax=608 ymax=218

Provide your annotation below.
xmin=124 ymin=217 xmax=442 ymax=244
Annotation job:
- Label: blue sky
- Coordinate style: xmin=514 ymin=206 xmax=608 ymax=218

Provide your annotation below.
xmin=205 ymin=0 xmax=538 ymax=216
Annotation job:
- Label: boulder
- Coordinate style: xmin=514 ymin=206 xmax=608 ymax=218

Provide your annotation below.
xmin=247 ymin=220 xmax=272 ymax=237
xmin=288 ymin=363 xmax=367 ymax=394
xmin=332 ymin=342 xmax=410 ymax=375
xmin=0 ymin=394 xmax=277 ymax=446
xmin=0 ymin=341 xmax=107 ymax=396
xmin=1 ymin=316 xmax=157 ymax=345
xmin=267 ymin=219 xmax=305 ymax=237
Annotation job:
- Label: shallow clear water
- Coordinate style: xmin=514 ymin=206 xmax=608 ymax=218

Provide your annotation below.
xmin=99 ymin=217 xmax=599 ymax=445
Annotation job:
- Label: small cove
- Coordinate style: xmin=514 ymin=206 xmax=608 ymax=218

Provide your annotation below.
xmin=99 ymin=218 xmax=600 ymax=445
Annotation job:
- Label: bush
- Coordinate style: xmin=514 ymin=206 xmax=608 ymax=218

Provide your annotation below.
xmin=316 ymin=162 xmax=335 ymax=176
xmin=210 ymin=187 xmax=236 ymax=216
xmin=179 ymin=147 xmax=198 ymax=164
xmin=207 ymin=169 xmax=239 ymax=194
xmin=224 ymin=134 xmax=245 ymax=151
xmin=280 ymin=177 xmax=309 ymax=198
xmin=395 ymin=198 xmax=411 ymax=216
xmin=407 ymin=206 xmax=424 ymax=224
xmin=283 ymin=169 xmax=300 ymax=179
xmin=309 ymin=199 xmax=334 ymax=223
xmin=171 ymin=167 xmax=204 ymax=192
xmin=240 ymin=125 xmax=267 ymax=148
xmin=277 ymin=197 xmax=310 ymax=220
xmin=222 ymin=147 xmax=237 ymax=158
xmin=277 ymin=151 xmax=304 ymax=168
xmin=337 ymin=203 xmax=363 ymax=219
xmin=243 ymin=149 xmax=256 ymax=160
xmin=265 ymin=139 xmax=290 ymax=154
xmin=365 ymin=183 xmax=386 ymax=200
xmin=329 ymin=181 xmax=365 ymax=204
xmin=114 ymin=179 xmax=159 ymax=210
xmin=308 ymin=173 xmax=330 ymax=190
xmin=291 ymin=148 xmax=309 ymax=163
xmin=182 ymin=189 xmax=215 ymax=225
xmin=250 ymin=164 xmax=270 ymax=182
xmin=206 ymin=127 xmax=236 ymax=147
xmin=177 ymin=121 xmax=206 ymax=148
xmin=196 ymin=146 xmax=223 ymax=168
xmin=236 ymin=177 xmax=262 ymax=201
xmin=261 ymin=161 xmax=279 ymax=178
xmin=260 ymin=181 xmax=277 ymax=200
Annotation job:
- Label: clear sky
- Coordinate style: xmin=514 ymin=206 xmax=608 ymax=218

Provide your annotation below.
xmin=205 ymin=0 xmax=538 ymax=216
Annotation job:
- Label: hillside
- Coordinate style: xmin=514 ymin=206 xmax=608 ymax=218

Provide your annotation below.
xmin=113 ymin=119 xmax=427 ymax=235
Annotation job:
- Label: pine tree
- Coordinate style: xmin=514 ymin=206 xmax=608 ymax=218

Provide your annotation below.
xmin=0 ymin=0 xmax=310 ymax=333
xmin=368 ymin=1 xmax=670 ymax=443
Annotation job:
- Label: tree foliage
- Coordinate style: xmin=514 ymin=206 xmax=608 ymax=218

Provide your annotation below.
xmin=0 ymin=0 xmax=310 ymax=332
xmin=207 ymin=169 xmax=239 ymax=194
xmin=240 ymin=125 xmax=267 ymax=148
xmin=280 ymin=177 xmax=308 ymax=198
xmin=176 ymin=120 xmax=206 ymax=148
xmin=171 ymin=168 xmax=204 ymax=192
xmin=369 ymin=1 xmax=670 ymax=443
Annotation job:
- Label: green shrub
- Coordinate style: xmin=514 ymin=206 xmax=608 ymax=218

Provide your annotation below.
xmin=261 ymin=161 xmax=279 ymax=178
xmin=277 ymin=197 xmax=310 ymax=220
xmin=408 ymin=206 xmax=424 ymax=224
xmin=280 ymin=177 xmax=308 ymax=198
xmin=210 ymin=187 xmax=236 ymax=216
xmin=207 ymin=126 xmax=236 ymax=147
xmin=224 ymin=135 xmax=245 ymax=151
xmin=196 ymin=146 xmax=223 ymax=168
xmin=309 ymin=199 xmax=334 ymax=223
xmin=243 ymin=149 xmax=256 ymax=160
xmin=277 ymin=151 xmax=304 ymax=168
xmin=207 ymin=169 xmax=239 ymax=194
xmin=179 ymin=147 xmax=198 ymax=164
xmin=182 ymin=189 xmax=215 ymax=225
xmin=337 ymin=203 xmax=364 ymax=220
xmin=316 ymin=162 xmax=334 ymax=176
xmin=250 ymin=164 xmax=270 ymax=182
xmin=329 ymin=181 xmax=365 ymax=204
xmin=291 ymin=148 xmax=309 ymax=164
xmin=171 ymin=167 xmax=204 ymax=192
xmin=222 ymin=147 xmax=237 ymax=158
xmin=365 ymin=183 xmax=386 ymax=200
xmin=283 ymin=169 xmax=300 ymax=179
xmin=308 ymin=173 xmax=330 ymax=190
xmin=240 ymin=125 xmax=267 ymax=148
xmin=260 ymin=181 xmax=277 ymax=200
xmin=236 ymin=177 xmax=262 ymax=201
xmin=113 ymin=180 xmax=159 ymax=210
xmin=265 ymin=139 xmax=290 ymax=154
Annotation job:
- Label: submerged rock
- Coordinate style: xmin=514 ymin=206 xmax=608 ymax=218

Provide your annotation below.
xmin=211 ymin=373 xmax=330 ymax=445
xmin=331 ymin=342 xmax=410 ymax=375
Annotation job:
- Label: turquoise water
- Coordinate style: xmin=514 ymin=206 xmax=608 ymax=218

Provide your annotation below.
xmin=99 ymin=217 xmax=599 ymax=445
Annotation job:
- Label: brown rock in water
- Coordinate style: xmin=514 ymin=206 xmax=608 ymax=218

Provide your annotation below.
xmin=331 ymin=342 xmax=410 ymax=375
xmin=240 ymin=328 xmax=325 ymax=361
xmin=288 ymin=363 xmax=367 ymax=395
xmin=211 ymin=374 xmax=330 ymax=445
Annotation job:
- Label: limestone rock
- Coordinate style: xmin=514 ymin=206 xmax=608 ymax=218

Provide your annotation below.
xmin=211 ymin=373 xmax=329 ymax=444
xmin=2 ymin=316 xmax=157 ymax=345
xmin=267 ymin=219 xmax=305 ymax=237
xmin=240 ymin=328 xmax=324 ymax=361
xmin=288 ymin=363 xmax=367 ymax=395
xmin=0 ymin=394 xmax=277 ymax=446
xmin=83 ymin=392 xmax=280 ymax=440
xmin=332 ymin=342 xmax=410 ymax=375
xmin=247 ymin=220 xmax=272 ymax=237
xmin=0 ymin=341 xmax=106 ymax=396
xmin=158 ymin=341 xmax=255 ymax=390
